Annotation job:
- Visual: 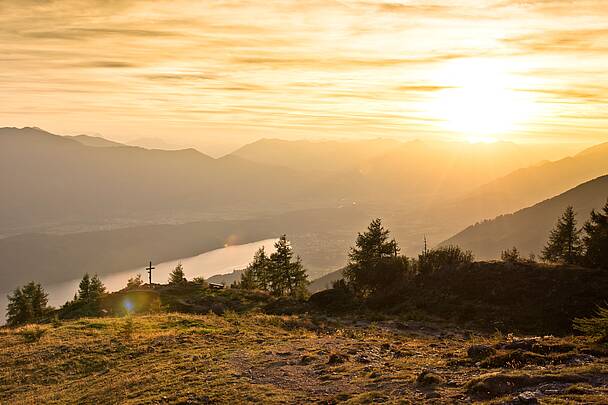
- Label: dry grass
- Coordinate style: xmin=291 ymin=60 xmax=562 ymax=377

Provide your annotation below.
xmin=1 ymin=313 xmax=608 ymax=403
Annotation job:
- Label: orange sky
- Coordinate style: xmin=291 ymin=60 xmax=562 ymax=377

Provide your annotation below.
xmin=1 ymin=0 xmax=607 ymax=155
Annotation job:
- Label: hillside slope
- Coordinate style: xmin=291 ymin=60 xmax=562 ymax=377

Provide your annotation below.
xmin=441 ymin=175 xmax=608 ymax=259
xmin=452 ymin=142 xmax=608 ymax=221
xmin=2 ymin=310 xmax=608 ymax=403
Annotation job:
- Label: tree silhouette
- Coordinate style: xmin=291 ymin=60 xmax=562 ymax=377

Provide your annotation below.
xmin=501 ymin=246 xmax=521 ymax=263
xmin=238 ymin=268 xmax=257 ymax=290
xmin=268 ymin=235 xmax=308 ymax=298
xmin=168 ymin=263 xmax=187 ymax=285
xmin=582 ymin=200 xmax=608 ymax=269
xmin=6 ymin=282 xmax=50 ymax=326
xmin=541 ymin=206 xmax=582 ymax=264
xmin=344 ymin=218 xmax=400 ymax=296
xmin=77 ymin=273 xmax=91 ymax=302
xmin=251 ymin=247 xmax=271 ymax=290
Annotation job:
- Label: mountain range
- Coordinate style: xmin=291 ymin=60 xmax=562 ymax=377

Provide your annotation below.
xmin=1 ymin=126 xmax=607 ymax=295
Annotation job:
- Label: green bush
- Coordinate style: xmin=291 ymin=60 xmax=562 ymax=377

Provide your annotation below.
xmin=417 ymin=245 xmax=474 ymax=275
xmin=573 ymin=305 xmax=608 ymax=342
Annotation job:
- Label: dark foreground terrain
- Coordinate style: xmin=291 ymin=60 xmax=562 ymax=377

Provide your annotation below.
xmin=2 ymin=312 xmax=607 ymax=404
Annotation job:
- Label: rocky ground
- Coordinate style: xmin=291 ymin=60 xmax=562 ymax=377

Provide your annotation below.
xmin=1 ymin=312 xmax=607 ymax=404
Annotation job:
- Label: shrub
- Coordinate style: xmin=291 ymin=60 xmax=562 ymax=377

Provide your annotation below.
xmin=126 ymin=274 xmax=144 ymax=290
xmin=573 ymin=305 xmax=608 ymax=342
xmin=19 ymin=325 xmax=46 ymax=343
xmin=192 ymin=276 xmax=208 ymax=287
xmin=501 ymin=247 xmax=522 ymax=263
xmin=418 ymin=245 xmax=474 ymax=275
xmin=120 ymin=317 xmax=135 ymax=340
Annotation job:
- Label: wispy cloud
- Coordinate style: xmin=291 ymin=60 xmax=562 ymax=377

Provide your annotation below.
xmin=0 ymin=0 xmax=607 ymax=153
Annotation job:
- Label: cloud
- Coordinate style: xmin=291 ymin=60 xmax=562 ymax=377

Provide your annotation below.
xmin=504 ymin=28 xmax=608 ymax=53
xmin=0 ymin=0 xmax=607 ymax=145
xmin=21 ymin=28 xmax=182 ymax=40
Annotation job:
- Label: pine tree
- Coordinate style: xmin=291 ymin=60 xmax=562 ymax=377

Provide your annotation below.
xmin=582 ymin=200 xmax=608 ymax=269
xmin=238 ymin=268 xmax=257 ymax=290
xmin=268 ymin=235 xmax=309 ymax=298
xmin=77 ymin=273 xmax=91 ymax=302
xmin=68 ymin=273 xmax=107 ymax=316
xmin=88 ymin=274 xmax=106 ymax=311
xmin=6 ymin=282 xmax=50 ymax=326
xmin=251 ymin=247 xmax=271 ymax=290
xmin=541 ymin=206 xmax=582 ymax=264
xmin=168 ymin=263 xmax=187 ymax=285
xmin=344 ymin=218 xmax=399 ymax=295
xmin=6 ymin=287 xmax=30 ymax=326
xmin=348 ymin=218 xmax=399 ymax=267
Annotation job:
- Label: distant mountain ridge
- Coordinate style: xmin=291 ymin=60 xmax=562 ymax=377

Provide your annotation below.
xmin=0 ymin=127 xmax=323 ymax=234
xmin=441 ymin=175 xmax=608 ymax=259
xmin=453 ymin=141 xmax=608 ymax=221
xmin=66 ymin=134 xmax=125 ymax=148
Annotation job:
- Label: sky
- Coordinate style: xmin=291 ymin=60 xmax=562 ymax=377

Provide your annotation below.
xmin=1 ymin=0 xmax=607 ymax=155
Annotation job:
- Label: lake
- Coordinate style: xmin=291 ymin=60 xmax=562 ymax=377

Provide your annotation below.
xmin=0 ymin=238 xmax=277 ymax=325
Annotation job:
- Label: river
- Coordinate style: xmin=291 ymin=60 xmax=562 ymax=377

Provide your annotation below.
xmin=0 ymin=238 xmax=277 ymax=325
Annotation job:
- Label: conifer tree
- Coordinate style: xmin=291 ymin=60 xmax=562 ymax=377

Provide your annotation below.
xmin=88 ymin=274 xmax=106 ymax=311
xmin=251 ymin=247 xmax=271 ymax=290
xmin=344 ymin=218 xmax=399 ymax=295
xmin=68 ymin=273 xmax=107 ymax=316
xmin=268 ymin=235 xmax=309 ymax=298
xmin=541 ymin=206 xmax=582 ymax=264
xmin=77 ymin=273 xmax=91 ymax=302
xmin=582 ymin=200 xmax=608 ymax=269
xmin=238 ymin=268 xmax=257 ymax=290
xmin=6 ymin=282 xmax=50 ymax=326
xmin=168 ymin=263 xmax=187 ymax=285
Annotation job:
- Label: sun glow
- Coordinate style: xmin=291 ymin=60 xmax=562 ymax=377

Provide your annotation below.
xmin=466 ymin=135 xmax=497 ymax=144
xmin=428 ymin=58 xmax=538 ymax=138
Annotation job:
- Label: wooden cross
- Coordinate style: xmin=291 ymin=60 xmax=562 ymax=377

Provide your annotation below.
xmin=146 ymin=261 xmax=155 ymax=285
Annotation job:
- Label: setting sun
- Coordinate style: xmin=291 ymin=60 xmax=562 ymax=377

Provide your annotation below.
xmin=429 ymin=59 xmax=539 ymax=138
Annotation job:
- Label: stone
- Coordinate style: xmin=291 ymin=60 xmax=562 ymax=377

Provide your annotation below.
xmin=327 ymin=353 xmax=348 ymax=365
xmin=417 ymin=370 xmax=444 ymax=386
xmin=467 ymin=344 xmax=496 ymax=361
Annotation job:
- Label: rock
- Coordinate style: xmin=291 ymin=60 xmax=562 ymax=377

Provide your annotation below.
xmin=498 ymin=338 xmax=539 ymax=351
xmin=417 ymin=370 xmax=444 ymax=386
xmin=327 ymin=353 xmax=348 ymax=365
xmin=425 ymin=391 xmax=441 ymax=399
xmin=299 ymin=355 xmax=314 ymax=365
xmin=355 ymin=354 xmax=371 ymax=364
xmin=510 ymin=391 xmax=539 ymax=404
xmin=210 ymin=303 xmax=225 ymax=315
xmin=479 ymin=350 xmax=546 ymax=368
xmin=468 ymin=344 xmax=496 ymax=361
xmin=466 ymin=373 xmax=585 ymax=399
xmin=276 ymin=351 xmax=291 ymax=357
